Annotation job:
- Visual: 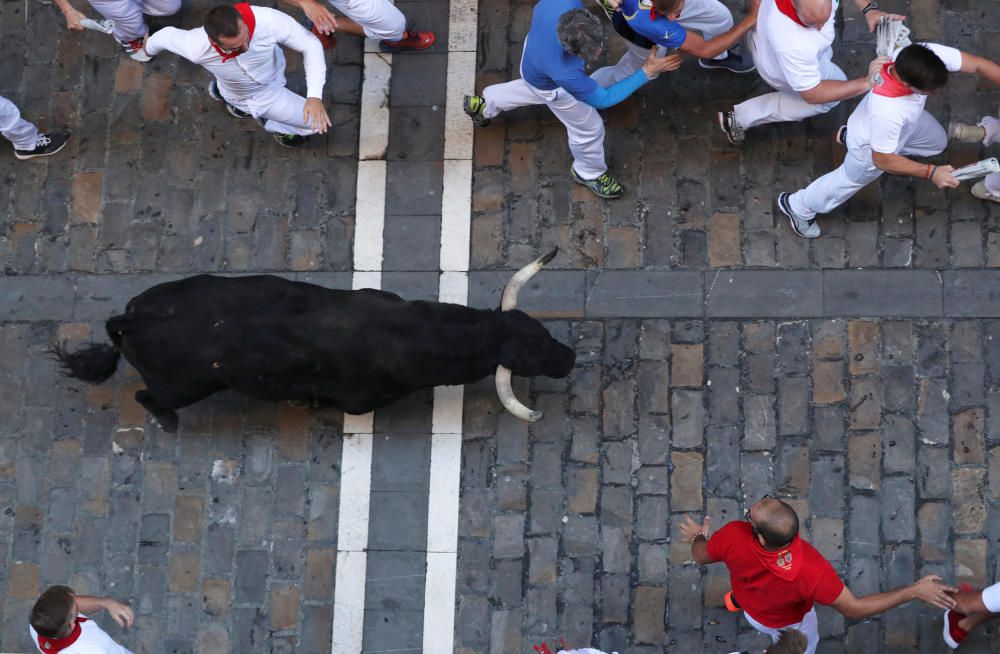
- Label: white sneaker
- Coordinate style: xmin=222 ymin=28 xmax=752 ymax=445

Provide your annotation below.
xmin=982 ymin=115 xmax=1000 ymax=146
xmin=947 ymin=122 xmax=985 ymax=144
xmin=119 ymin=36 xmax=152 ymax=62
xmin=777 ymin=192 xmax=821 ymax=238
xmin=972 ymin=180 xmax=1000 ymax=203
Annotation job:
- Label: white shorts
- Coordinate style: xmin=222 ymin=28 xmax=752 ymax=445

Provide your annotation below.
xmin=327 ymin=0 xmax=406 ymax=41
xmin=744 ymin=607 xmax=820 ymax=654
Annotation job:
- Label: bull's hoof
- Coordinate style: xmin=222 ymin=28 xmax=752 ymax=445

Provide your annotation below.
xmin=153 ymin=410 xmax=179 ymax=433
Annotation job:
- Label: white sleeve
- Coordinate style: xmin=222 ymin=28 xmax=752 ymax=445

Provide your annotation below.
xmin=869 ymin=107 xmax=906 ymax=154
xmin=259 ymin=7 xmax=327 ymax=99
xmin=780 ymin=47 xmax=824 ymax=93
xmin=982 ymin=580 xmax=1000 ymax=613
xmin=143 ymin=26 xmax=186 ymax=58
xmin=921 ymin=42 xmax=964 ymax=73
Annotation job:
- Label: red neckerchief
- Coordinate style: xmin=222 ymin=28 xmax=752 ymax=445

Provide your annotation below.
xmin=751 ymin=534 xmax=804 ymax=582
xmin=872 ymin=62 xmax=913 ymax=97
xmin=209 ymin=3 xmax=256 ymax=62
xmin=37 ymin=617 xmax=88 ymax=653
xmin=775 ymin=0 xmax=808 ymax=27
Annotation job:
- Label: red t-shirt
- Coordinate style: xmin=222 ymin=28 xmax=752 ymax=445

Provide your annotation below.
xmin=707 ymin=521 xmax=845 ymax=628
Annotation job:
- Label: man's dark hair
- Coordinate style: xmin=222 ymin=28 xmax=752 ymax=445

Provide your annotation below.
xmin=652 ymin=0 xmax=683 ymax=15
xmin=204 ymin=4 xmax=243 ymax=42
xmin=766 ymin=629 xmax=808 ymax=654
xmin=30 ymin=585 xmax=76 ymax=638
xmin=894 ymin=44 xmax=949 ymax=92
xmin=556 ymin=9 xmax=605 ymax=64
xmin=757 ymin=500 xmax=799 ymax=547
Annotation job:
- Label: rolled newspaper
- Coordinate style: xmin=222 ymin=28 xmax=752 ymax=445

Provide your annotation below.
xmin=952 ymin=157 xmax=1000 ymax=182
xmin=875 ymin=15 xmax=911 ymax=57
xmin=80 ymin=18 xmax=115 ymax=33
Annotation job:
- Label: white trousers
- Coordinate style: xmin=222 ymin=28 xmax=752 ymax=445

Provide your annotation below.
xmin=217 ymin=52 xmax=317 ymax=136
xmin=744 ymin=607 xmax=820 ymax=654
xmin=0 ymin=96 xmax=40 ymax=150
xmin=734 ymin=39 xmax=845 ymax=129
xmin=88 ymin=0 xmax=181 ymax=42
xmin=482 ymin=78 xmax=606 ymax=180
xmin=789 ymin=111 xmax=946 ymax=220
xmin=327 ymin=0 xmax=406 ymax=41
xmin=590 ymin=0 xmax=735 ymax=85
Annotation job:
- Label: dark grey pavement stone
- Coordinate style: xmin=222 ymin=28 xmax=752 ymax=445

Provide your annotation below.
xmin=824 ymin=271 xmax=943 ymax=317
xmin=584 ymin=271 xmax=702 ymax=318
xmin=364 ymin=550 xmax=427 ymax=611
xmin=705 ymin=271 xmax=823 ymax=318
xmin=386 ymin=160 xmax=444 ymax=216
xmin=367 ymin=490 xmax=429 ymax=552
xmin=381 ymin=272 xmax=441 ymax=302
xmin=468 ymin=270 xmax=585 ymax=317
xmin=943 ymin=270 xmax=1000 ymax=317
xmin=383 ymin=214 xmax=442 ymax=271
xmin=0 ymin=276 xmax=75 ymax=321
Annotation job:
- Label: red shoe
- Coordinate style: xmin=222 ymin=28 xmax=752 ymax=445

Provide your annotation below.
xmin=379 ymin=28 xmax=435 ymax=52
xmin=309 ymin=22 xmax=337 ymax=49
xmin=943 ymin=609 xmax=968 ymax=649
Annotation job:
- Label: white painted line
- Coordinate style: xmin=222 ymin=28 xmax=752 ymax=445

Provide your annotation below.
xmin=342 ymin=412 xmax=374 ymax=435
xmin=337 ymin=433 xmax=374 ymax=551
xmin=438 ymin=270 xmax=469 ymax=306
xmin=432 ymin=384 xmax=465 ymax=436
xmin=332 ymin=550 xmax=368 ymax=654
xmin=422 ymin=552 xmax=459 ymax=652
xmin=443 ymin=51 xmax=477 ymax=161
xmin=425 ymin=430 xmax=463 ymax=551
xmin=359 ymin=53 xmax=392 ymax=160
xmin=447 ymin=0 xmax=478 ymax=52
xmin=439 ymin=162 xmax=473 ymax=272
xmin=353 ymin=160 xmax=387 ymax=273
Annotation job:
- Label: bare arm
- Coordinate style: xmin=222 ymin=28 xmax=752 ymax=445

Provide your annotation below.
xmin=799 ymin=56 xmax=887 ymax=104
xmin=871 ymin=151 xmax=959 ymax=188
xmin=74 ymin=596 xmax=135 ymax=629
xmin=849 ymin=0 xmax=906 ymax=32
xmin=679 ymin=0 xmax=759 ymax=59
xmin=280 ymin=0 xmax=338 ymax=34
xmin=53 ymin=0 xmax=86 ymax=30
xmin=959 ymin=52 xmax=1000 ymax=87
xmin=679 ymin=515 xmax=714 ymax=564
xmin=829 ymin=575 xmax=957 ymax=620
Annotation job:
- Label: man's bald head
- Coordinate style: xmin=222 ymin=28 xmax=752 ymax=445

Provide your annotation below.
xmin=792 ymin=0 xmax=833 ymax=29
xmin=752 ymin=498 xmax=799 ymax=548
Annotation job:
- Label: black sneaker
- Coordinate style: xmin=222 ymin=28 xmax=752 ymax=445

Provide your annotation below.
xmin=14 ymin=132 xmax=69 ymax=160
xmin=777 ymin=192 xmax=821 ymax=239
xmin=463 ymin=95 xmax=491 ymax=127
xmin=273 ymin=133 xmax=308 ymax=148
xmin=698 ymin=50 xmax=755 ymax=74
xmin=208 ymin=81 xmax=250 ymax=118
xmin=717 ymin=109 xmax=745 ymax=145
xmin=571 ymin=166 xmax=625 ymax=199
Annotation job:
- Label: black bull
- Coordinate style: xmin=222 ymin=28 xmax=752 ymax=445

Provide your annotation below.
xmin=55 ymin=271 xmax=576 ymax=433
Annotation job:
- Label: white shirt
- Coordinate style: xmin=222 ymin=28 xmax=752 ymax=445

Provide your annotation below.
xmin=847 ymin=43 xmax=963 ymax=154
xmin=30 ymin=615 xmax=131 ymax=654
xmin=145 ymin=6 xmax=326 ymax=100
xmin=751 ymin=0 xmax=837 ymax=93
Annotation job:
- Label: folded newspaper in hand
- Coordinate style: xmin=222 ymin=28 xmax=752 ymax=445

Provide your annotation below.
xmin=80 ymin=18 xmax=115 ymax=34
xmin=952 ymin=158 xmax=1000 ymax=182
xmin=875 ymin=15 xmax=911 ymax=57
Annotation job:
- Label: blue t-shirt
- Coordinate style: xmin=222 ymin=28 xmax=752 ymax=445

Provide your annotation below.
xmin=618 ymin=0 xmax=687 ymax=50
xmin=521 ymin=0 xmax=650 ymax=109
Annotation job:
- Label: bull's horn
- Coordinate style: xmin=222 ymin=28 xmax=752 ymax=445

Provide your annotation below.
xmin=495 ymin=365 xmax=543 ymax=422
xmin=500 ymin=248 xmax=558 ymax=311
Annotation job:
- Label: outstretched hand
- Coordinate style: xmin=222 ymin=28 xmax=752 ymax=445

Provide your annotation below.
xmin=303 ymin=97 xmax=331 ymax=134
xmin=866 ymin=55 xmax=890 ymax=86
xmin=865 ymin=9 xmax=906 ymax=33
xmin=909 ymin=575 xmax=958 ymax=610
xmin=301 ymin=0 xmax=339 ymax=34
xmin=103 ymin=598 xmax=135 ymax=629
xmin=642 ymin=50 xmax=684 ymax=78
xmin=62 ymin=4 xmax=87 ymax=30
xmin=679 ymin=514 xmax=710 ymax=543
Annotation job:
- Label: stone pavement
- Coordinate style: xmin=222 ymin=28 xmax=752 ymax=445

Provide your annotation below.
xmin=2 ymin=0 xmax=1000 ymax=653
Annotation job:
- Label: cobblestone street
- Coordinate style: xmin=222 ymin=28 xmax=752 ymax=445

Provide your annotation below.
xmin=3 ymin=0 xmax=1000 ymax=652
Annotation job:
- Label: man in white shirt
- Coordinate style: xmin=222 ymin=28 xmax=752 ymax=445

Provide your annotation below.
xmin=717 ymin=0 xmax=901 ymax=144
xmin=0 ymin=96 xmax=69 ymax=160
xmin=942 ymin=580 xmax=1000 ymax=649
xmin=279 ymin=0 xmax=434 ymax=52
xmin=55 ymin=0 xmax=181 ymax=62
xmin=144 ymin=3 xmax=330 ymax=148
xmin=947 ymin=113 xmax=1000 ymax=204
xmin=29 ymin=585 xmax=134 ymax=654
xmin=778 ymin=43 xmax=1000 ymax=238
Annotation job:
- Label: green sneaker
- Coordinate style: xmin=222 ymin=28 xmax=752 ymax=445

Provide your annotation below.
xmin=463 ymin=95 xmax=491 ymax=127
xmin=571 ymin=167 xmax=624 ymax=199
xmin=273 ymin=133 xmax=308 ymax=148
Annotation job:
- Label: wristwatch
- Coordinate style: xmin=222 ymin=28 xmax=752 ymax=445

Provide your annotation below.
xmin=862 ymin=1 xmax=880 ymax=15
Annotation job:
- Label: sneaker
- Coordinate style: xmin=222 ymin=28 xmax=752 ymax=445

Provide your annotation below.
xmin=982 ymin=115 xmax=1000 ymax=146
xmin=948 ymin=121 xmax=986 ymax=144
xmin=14 ymin=132 xmax=69 ymax=160
xmin=777 ymin=192 xmax=821 ymax=238
xmin=972 ymin=180 xmax=1000 ymax=203
xmin=943 ymin=609 xmax=968 ymax=649
xmin=698 ymin=50 xmax=755 ymax=74
xmin=717 ymin=110 xmax=745 ymax=145
xmin=379 ymin=24 xmax=435 ymax=52
xmin=571 ymin=166 xmax=624 ymax=199
xmin=119 ymin=36 xmax=152 ymax=62
xmin=208 ymin=81 xmax=250 ymax=118
xmin=273 ymin=133 xmax=308 ymax=148
xmin=463 ymin=95 xmax=491 ymax=127
xmin=835 ymin=125 xmax=847 ymax=145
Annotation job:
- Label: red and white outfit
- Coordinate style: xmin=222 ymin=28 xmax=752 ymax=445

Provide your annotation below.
xmin=144 ymin=5 xmax=326 ymax=136
xmin=30 ymin=615 xmax=132 ymax=654
xmin=707 ymin=522 xmax=845 ymax=654
xmin=0 ymin=96 xmax=41 ymax=150
xmin=788 ymin=43 xmax=962 ymax=220
xmin=326 ymin=0 xmax=407 ymax=41
xmin=735 ymin=0 xmax=844 ymax=129
xmin=86 ymin=0 xmax=181 ymax=43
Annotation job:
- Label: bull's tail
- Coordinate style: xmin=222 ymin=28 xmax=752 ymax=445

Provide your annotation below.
xmin=52 ymin=341 xmax=121 ymax=384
